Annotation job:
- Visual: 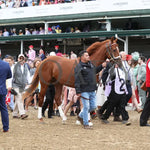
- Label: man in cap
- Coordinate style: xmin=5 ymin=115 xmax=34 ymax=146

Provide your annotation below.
xmin=54 ymin=45 xmax=60 ymax=54
xmin=12 ymin=54 xmax=30 ymax=119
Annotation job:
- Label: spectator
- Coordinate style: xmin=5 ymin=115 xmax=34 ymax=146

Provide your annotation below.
xmin=13 ymin=0 xmax=21 ymax=8
xmin=25 ymin=28 xmax=31 ymax=35
xmin=12 ymin=54 xmax=29 ymax=119
xmin=39 ymin=27 xmax=45 ymax=34
xmin=3 ymin=28 xmax=9 ymax=37
xmin=48 ymin=27 xmax=52 ymax=34
xmin=51 ymin=26 xmax=56 ymax=33
xmin=74 ymin=27 xmax=81 ymax=33
xmin=20 ymin=0 xmax=28 ymax=7
xmin=32 ymin=28 xmax=38 ymax=35
xmin=6 ymin=0 xmax=14 ymax=8
xmin=55 ymin=25 xmax=62 ymax=33
xmin=0 ymin=30 xmax=3 ymax=36
xmin=18 ymin=29 xmax=24 ymax=35
xmin=25 ymin=45 xmax=36 ymax=62
xmin=12 ymin=28 xmax=17 ymax=36
xmin=137 ymin=56 xmax=146 ymax=109
xmin=39 ymin=47 xmax=46 ymax=60
xmin=1 ymin=1 xmax=6 ymax=8
xmin=54 ymin=45 xmax=60 ymax=54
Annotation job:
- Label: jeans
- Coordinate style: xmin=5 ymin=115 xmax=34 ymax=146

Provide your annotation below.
xmin=79 ymin=91 xmax=96 ymax=125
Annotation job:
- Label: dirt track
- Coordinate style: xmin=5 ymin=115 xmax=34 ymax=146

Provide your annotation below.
xmin=0 ymin=107 xmax=150 ymax=150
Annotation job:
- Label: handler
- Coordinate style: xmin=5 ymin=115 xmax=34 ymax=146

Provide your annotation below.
xmin=74 ymin=50 xmax=105 ymax=129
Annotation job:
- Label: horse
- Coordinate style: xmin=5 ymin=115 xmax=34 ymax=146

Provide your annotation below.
xmin=24 ymin=37 xmax=120 ymax=121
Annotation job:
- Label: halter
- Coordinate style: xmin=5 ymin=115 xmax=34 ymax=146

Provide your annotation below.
xmin=106 ymin=41 xmax=120 ymax=61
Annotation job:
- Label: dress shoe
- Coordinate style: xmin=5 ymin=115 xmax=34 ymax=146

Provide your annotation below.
xmin=70 ymin=111 xmax=75 ymax=116
xmin=48 ymin=116 xmax=53 ymax=118
xmin=56 ymin=110 xmax=60 ymax=117
xmin=122 ymin=120 xmax=131 ymax=126
xmin=96 ymin=110 xmax=102 ymax=120
xmin=42 ymin=113 xmax=45 ymax=117
xmin=140 ymin=124 xmax=150 ymax=127
xmin=84 ymin=125 xmax=93 ymax=129
xmin=21 ymin=114 xmax=28 ymax=119
xmin=13 ymin=116 xmax=20 ymax=119
xmin=3 ymin=130 xmax=8 ymax=132
xmin=113 ymin=116 xmax=122 ymax=122
xmin=137 ymin=108 xmax=143 ymax=113
xmin=101 ymin=119 xmax=109 ymax=124
xmin=91 ymin=113 xmax=97 ymax=119
xmin=77 ymin=116 xmax=83 ymax=125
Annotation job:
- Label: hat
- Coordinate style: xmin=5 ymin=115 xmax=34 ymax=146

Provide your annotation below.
xmin=55 ymin=45 xmax=59 ymax=48
xmin=48 ymin=27 xmax=52 ymax=31
xmin=126 ymin=55 xmax=132 ymax=61
xmin=56 ymin=52 xmax=63 ymax=57
xmin=131 ymin=52 xmax=139 ymax=61
xmin=29 ymin=45 xmax=33 ymax=48
xmin=49 ymin=51 xmax=56 ymax=56
xmin=18 ymin=54 xmax=25 ymax=58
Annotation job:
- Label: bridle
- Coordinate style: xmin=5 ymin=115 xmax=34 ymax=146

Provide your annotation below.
xmin=106 ymin=41 xmax=120 ymax=61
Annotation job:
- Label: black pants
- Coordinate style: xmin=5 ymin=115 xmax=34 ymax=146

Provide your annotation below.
xmin=140 ymin=94 xmax=150 ymax=126
xmin=42 ymin=84 xmax=55 ymax=117
xmin=98 ymin=98 xmax=120 ymax=117
xmin=126 ymin=83 xmax=132 ymax=104
xmin=102 ymin=90 xmax=129 ymax=121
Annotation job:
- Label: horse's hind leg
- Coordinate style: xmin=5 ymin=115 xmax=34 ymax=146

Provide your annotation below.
xmin=54 ymin=83 xmax=67 ymax=122
xmin=38 ymin=83 xmax=48 ymax=121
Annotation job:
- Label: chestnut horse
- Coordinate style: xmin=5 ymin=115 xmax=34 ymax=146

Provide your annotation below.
xmin=24 ymin=37 xmax=120 ymax=121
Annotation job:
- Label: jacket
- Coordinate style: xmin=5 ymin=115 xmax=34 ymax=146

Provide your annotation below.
xmin=74 ymin=61 xmax=103 ymax=94
xmin=146 ymin=58 xmax=150 ymax=88
xmin=0 ymin=59 xmax=12 ymax=95
xmin=12 ymin=62 xmax=29 ymax=90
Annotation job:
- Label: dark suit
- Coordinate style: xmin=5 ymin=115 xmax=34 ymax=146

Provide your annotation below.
xmin=0 ymin=59 xmax=12 ymax=131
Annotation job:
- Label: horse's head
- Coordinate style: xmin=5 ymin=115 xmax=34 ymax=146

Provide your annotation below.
xmin=105 ymin=37 xmax=120 ymax=61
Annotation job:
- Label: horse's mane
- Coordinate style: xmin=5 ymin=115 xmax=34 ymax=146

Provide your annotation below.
xmin=87 ymin=39 xmax=110 ymax=56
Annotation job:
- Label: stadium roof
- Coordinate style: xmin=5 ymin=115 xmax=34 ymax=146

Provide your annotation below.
xmin=1 ymin=9 xmax=150 ymax=25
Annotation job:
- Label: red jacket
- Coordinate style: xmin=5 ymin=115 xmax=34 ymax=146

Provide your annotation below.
xmin=146 ymin=58 xmax=150 ymax=87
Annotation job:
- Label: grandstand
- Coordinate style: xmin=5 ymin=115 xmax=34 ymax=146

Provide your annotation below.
xmin=0 ymin=0 xmax=150 ymax=58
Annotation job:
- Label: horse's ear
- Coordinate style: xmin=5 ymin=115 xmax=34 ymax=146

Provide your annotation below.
xmin=111 ymin=37 xmax=114 ymax=43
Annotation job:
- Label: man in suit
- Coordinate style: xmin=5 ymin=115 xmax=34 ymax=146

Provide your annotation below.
xmin=0 ymin=57 xmax=12 ymax=132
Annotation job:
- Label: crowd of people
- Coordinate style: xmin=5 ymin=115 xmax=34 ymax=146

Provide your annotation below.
xmin=0 ymin=43 xmax=149 ymax=132
xmin=0 ymin=25 xmax=87 ymax=37
xmin=0 ymin=0 xmax=95 ymax=9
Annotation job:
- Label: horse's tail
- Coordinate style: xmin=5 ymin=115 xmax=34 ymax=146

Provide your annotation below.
xmin=23 ymin=66 xmax=40 ymax=108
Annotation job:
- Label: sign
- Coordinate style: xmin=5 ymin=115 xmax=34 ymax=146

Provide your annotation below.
xmin=0 ymin=0 xmax=150 ymax=20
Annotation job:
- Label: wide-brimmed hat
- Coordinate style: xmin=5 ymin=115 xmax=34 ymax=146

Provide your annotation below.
xmin=18 ymin=54 xmax=25 ymax=59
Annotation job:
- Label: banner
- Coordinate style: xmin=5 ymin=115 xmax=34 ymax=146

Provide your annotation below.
xmin=0 ymin=0 xmax=150 ymax=20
